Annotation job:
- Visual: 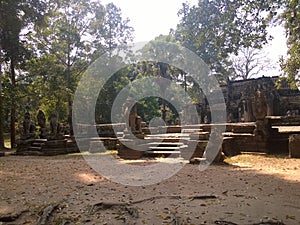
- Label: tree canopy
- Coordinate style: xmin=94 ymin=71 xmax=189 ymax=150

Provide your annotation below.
xmin=0 ymin=0 xmax=134 ymax=146
xmin=174 ymin=0 xmax=282 ymax=79
xmin=0 ymin=0 xmax=300 ymax=148
xmin=280 ymin=0 xmax=300 ymax=88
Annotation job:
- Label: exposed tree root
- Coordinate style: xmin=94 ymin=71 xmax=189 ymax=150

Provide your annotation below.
xmin=37 ymin=204 xmax=59 ymax=225
xmin=0 ymin=210 xmax=28 ymax=222
xmin=252 ymin=222 xmax=286 ymax=225
xmin=89 ymin=202 xmax=138 ymax=218
xmin=215 ymin=220 xmax=286 ymax=225
xmin=89 ymin=194 xmax=217 ymax=215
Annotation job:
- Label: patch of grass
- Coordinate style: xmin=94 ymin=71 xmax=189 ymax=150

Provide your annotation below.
xmin=42 ymin=150 xmax=119 ymax=160
xmin=223 ymin=157 xmax=235 ymax=165
xmin=67 ymin=150 xmax=118 ymax=156
xmin=262 ymin=153 xmax=289 ymax=159
xmin=54 ymin=217 xmax=72 ymax=225
xmin=224 ymin=152 xmax=297 ymax=170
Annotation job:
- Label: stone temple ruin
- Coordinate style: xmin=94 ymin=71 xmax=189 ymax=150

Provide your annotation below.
xmin=16 ymin=76 xmax=300 ymax=160
xmin=115 ymin=76 xmax=300 ymax=160
xmin=16 ymin=110 xmax=78 ymax=156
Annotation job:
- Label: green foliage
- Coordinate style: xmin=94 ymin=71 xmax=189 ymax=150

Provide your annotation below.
xmin=26 ymin=0 xmax=134 ymax=123
xmin=4 ymin=0 xmax=300 ymax=140
xmin=280 ymin=0 xmax=300 ymax=88
xmin=91 ymin=3 xmax=134 ymax=57
xmin=95 ymin=67 xmax=131 ymax=124
xmin=136 ymin=97 xmax=161 ymax=124
xmin=0 ymin=0 xmax=134 ymax=144
xmin=0 ymin=0 xmax=47 ymax=146
xmin=174 ymin=0 xmax=282 ymax=79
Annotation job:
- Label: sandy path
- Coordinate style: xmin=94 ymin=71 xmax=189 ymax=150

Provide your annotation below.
xmin=0 ymin=154 xmax=299 ymax=225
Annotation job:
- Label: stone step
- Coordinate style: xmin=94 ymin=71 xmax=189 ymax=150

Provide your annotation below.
xmin=223 ymin=132 xmax=254 ymax=137
xmin=190 ymin=132 xmax=210 ymax=140
xmin=116 ymin=132 xmax=124 ymax=138
xmin=144 ymin=137 xmax=189 ymax=141
xmin=145 ymin=151 xmax=181 ymax=154
xmin=144 ymin=137 xmax=190 ymax=141
xmin=28 ymin=146 xmax=42 ymax=151
xmin=146 ymin=142 xmax=185 ymax=147
xmin=148 ymin=146 xmax=181 ymax=151
xmin=145 ymin=132 xmax=190 ymax=137
xmin=182 ymin=128 xmax=203 ymax=133
xmin=32 ymin=139 xmax=48 ymax=143
xmin=42 ymin=147 xmax=78 ymax=155
xmin=32 ymin=142 xmax=45 ymax=147
xmin=182 ymin=124 xmax=202 ymax=129
xmin=16 ymin=151 xmax=44 ymax=156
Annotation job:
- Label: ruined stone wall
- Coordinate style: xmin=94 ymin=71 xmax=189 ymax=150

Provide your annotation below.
xmin=196 ymin=76 xmax=300 ymax=123
xmin=226 ymin=76 xmax=300 ymax=121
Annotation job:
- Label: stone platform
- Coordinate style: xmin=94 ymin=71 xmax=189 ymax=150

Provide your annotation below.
xmin=16 ymin=137 xmax=79 ymax=156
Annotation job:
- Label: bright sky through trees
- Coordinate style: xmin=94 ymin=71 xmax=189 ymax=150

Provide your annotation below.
xmin=101 ymin=0 xmax=287 ymax=77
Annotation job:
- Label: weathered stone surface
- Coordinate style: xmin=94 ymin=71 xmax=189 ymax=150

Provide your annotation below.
xmin=37 ymin=110 xmax=47 ymax=138
xmin=289 ymin=134 xmax=300 ymax=158
xmin=96 ymin=123 xmax=126 ymax=137
xmin=222 ymin=137 xmax=240 ymax=157
xmin=44 ymin=140 xmax=67 ymax=147
xmin=166 ymin=126 xmax=181 ymax=133
xmin=117 ymin=140 xmax=144 ymax=159
xmin=118 ymin=147 xmax=144 ymax=159
xmin=102 ymin=138 xmax=118 ymax=150
xmin=42 ymin=147 xmax=77 ymax=156
xmin=221 ymin=134 xmax=268 ymax=154
xmin=21 ymin=112 xmax=36 ymax=140
xmin=16 ymin=138 xmax=79 ymax=156
xmin=268 ymin=132 xmax=289 ymax=154
xmin=89 ymin=141 xmax=105 ymax=153
xmin=231 ymin=125 xmax=255 ymax=133
xmin=190 ymin=132 xmax=210 ymax=140
xmin=184 ymin=140 xmax=207 ymax=159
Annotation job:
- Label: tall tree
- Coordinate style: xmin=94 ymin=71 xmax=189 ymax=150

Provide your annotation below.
xmin=91 ymin=3 xmax=134 ymax=58
xmin=0 ymin=0 xmax=45 ymax=147
xmin=0 ymin=63 xmax=4 ymax=149
xmin=231 ymin=47 xmax=274 ymax=80
xmin=174 ymin=0 xmax=282 ymax=81
xmin=28 ymin=0 xmax=134 ymax=131
xmin=280 ymin=0 xmax=300 ymax=88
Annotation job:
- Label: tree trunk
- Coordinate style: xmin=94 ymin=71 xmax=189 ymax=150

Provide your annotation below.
xmin=0 ymin=66 xmax=5 ymax=150
xmin=66 ymin=34 xmax=74 ymax=136
xmin=10 ymin=60 xmax=16 ymax=148
xmin=68 ymin=95 xmax=73 ymax=136
xmin=162 ymin=99 xmax=166 ymax=122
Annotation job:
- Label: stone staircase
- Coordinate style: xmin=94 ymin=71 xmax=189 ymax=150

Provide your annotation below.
xmin=144 ymin=132 xmax=190 ymax=157
xmin=16 ymin=137 xmax=78 ymax=156
xmin=116 ymin=122 xmax=271 ymax=161
xmin=29 ymin=139 xmax=47 ymax=150
xmin=143 ymin=139 xmax=187 ymax=157
xmin=118 ymin=128 xmax=215 ymax=160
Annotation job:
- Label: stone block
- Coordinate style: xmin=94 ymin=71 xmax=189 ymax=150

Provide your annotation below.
xmin=118 ymin=147 xmax=144 ymax=159
xmin=289 ymin=134 xmax=300 ymax=158
xmin=117 ymin=140 xmax=144 ymax=159
xmin=89 ymin=141 xmax=105 ymax=153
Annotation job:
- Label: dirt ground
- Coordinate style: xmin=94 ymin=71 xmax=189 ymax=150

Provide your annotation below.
xmin=0 ymin=153 xmax=299 ymax=225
